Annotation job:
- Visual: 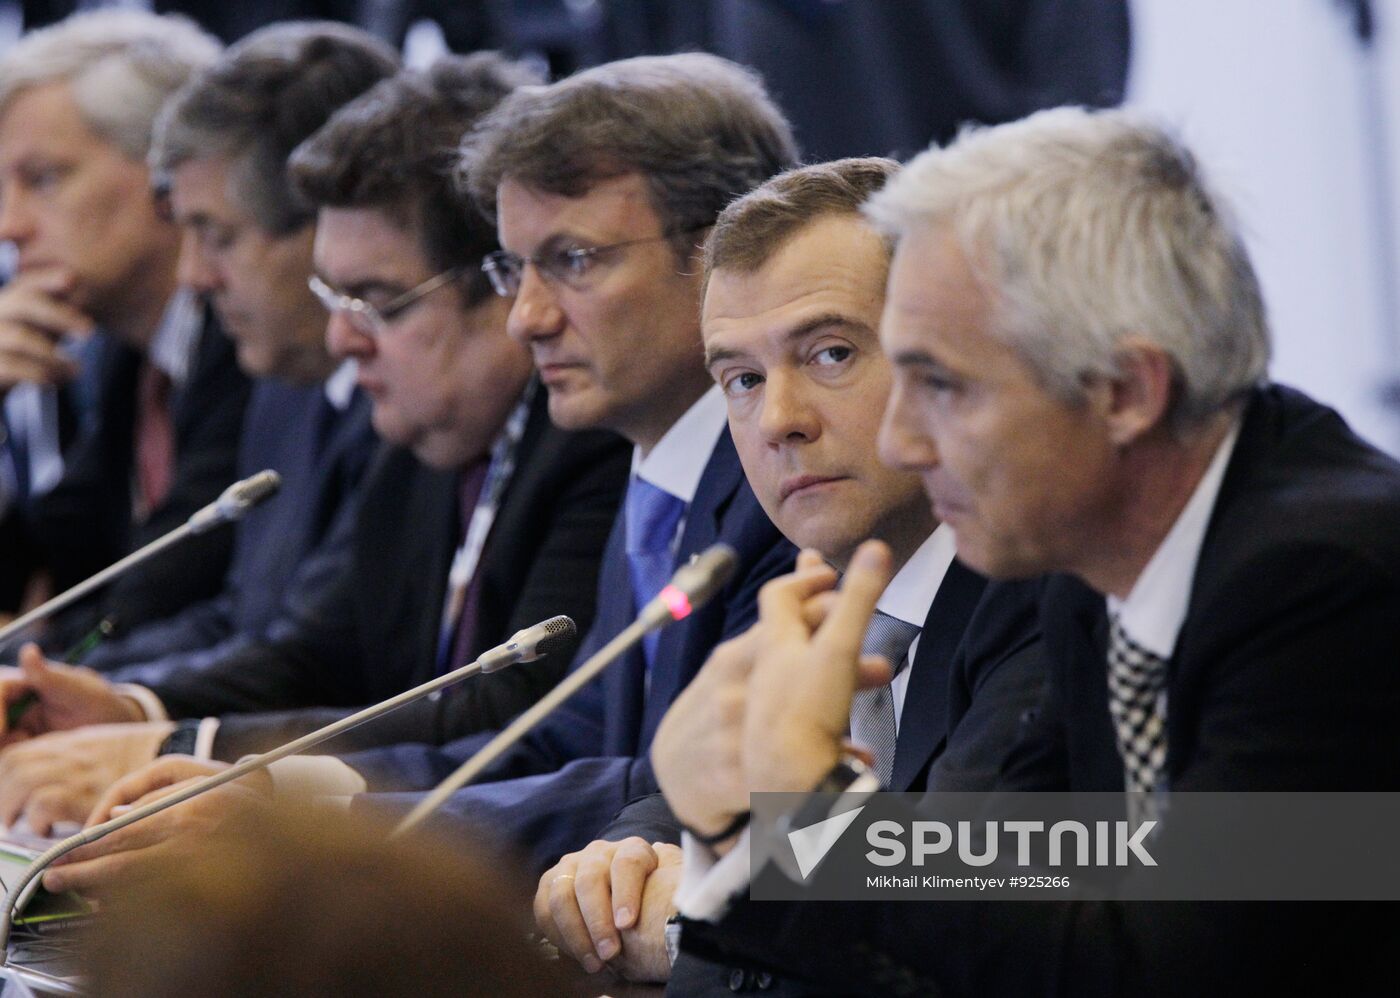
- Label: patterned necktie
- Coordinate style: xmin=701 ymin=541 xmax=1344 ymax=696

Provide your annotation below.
xmin=624 ymin=475 xmax=686 ymax=667
xmin=849 ymin=611 xmax=921 ymax=785
xmin=1106 ymin=614 xmax=1170 ymax=794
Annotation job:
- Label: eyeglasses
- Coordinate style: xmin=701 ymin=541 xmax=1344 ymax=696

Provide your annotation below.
xmin=480 ymin=227 xmax=707 ymax=298
xmin=308 ymin=268 xmax=465 ymax=337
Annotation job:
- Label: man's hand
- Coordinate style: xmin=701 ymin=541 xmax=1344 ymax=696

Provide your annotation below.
xmin=40 ymin=757 xmax=272 ymax=898
xmin=0 ymin=272 xmax=94 ymax=397
xmin=0 ymin=722 xmax=174 ymax=834
xmin=535 ymin=837 xmax=681 ymax=982
xmin=0 ymin=643 xmax=145 ymax=745
xmin=743 ymin=540 xmax=893 ymax=795
xmin=652 ymin=551 xmax=841 ymax=846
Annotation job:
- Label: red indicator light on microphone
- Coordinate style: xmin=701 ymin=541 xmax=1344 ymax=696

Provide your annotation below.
xmin=659 ymin=584 xmax=693 ymax=621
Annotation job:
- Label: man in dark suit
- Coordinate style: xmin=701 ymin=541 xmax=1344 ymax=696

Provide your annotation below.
xmin=0 ymin=56 xmax=629 ymax=829
xmin=38 ymin=53 xmax=801 ymax=898
xmin=655 ymin=108 xmax=1400 ymax=995
xmin=0 ymin=11 xmax=250 ymax=644
xmin=77 ymin=22 xmax=398 ymax=673
xmin=0 ymin=22 xmax=397 ymax=828
xmin=529 ymin=159 xmax=1045 ymax=989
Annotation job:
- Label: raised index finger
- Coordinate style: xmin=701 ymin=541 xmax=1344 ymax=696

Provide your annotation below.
xmin=814 ymin=540 xmax=893 ymax=660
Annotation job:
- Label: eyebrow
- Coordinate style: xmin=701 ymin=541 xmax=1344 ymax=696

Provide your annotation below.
xmin=704 ymin=312 xmax=874 ymax=369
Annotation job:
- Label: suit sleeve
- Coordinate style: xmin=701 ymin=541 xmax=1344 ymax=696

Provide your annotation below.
xmin=139 ymin=555 xmax=366 ymax=722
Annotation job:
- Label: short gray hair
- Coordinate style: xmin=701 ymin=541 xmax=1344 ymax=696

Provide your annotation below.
xmin=459 ymin=52 xmax=798 ymax=260
xmin=866 ymin=107 xmax=1270 ymax=433
xmin=152 ymin=21 xmax=398 ymax=234
xmin=0 ymin=10 xmax=220 ymax=160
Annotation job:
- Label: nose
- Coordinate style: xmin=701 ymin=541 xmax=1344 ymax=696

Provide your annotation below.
xmin=0 ymin=181 xmax=35 ymax=245
xmin=505 ymin=266 xmax=565 ymax=346
xmin=878 ymin=377 xmax=940 ymax=472
xmin=325 ymin=310 xmax=374 ymax=362
xmin=758 ymin=369 xmax=821 ymax=448
xmin=176 ymin=230 xmax=221 ymax=294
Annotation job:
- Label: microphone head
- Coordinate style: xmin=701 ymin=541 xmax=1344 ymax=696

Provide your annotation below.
xmin=230 ymin=470 xmax=282 ymax=508
xmin=658 ymin=544 xmax=738 ymax=622
xmin=532 ymin=614 xmax=578 ymax=660
xmin=187 ymin=471 xmax=283 ymax=534
xmin=481 ymin=615 xmax=578 ymax=672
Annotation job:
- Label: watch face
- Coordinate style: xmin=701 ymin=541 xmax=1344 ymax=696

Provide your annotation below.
xmin=664 ymin=917 xmax=683 ymax=967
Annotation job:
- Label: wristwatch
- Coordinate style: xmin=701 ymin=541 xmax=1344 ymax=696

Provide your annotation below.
xmin=156 ymin=718 xmax=201 ymax=757
xmin=777 ymin=752 xmax=881 ymax=842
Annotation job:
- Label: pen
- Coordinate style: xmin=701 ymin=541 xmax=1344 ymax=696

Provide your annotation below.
xmin=3 ymin=616 xmax=115 ymax=731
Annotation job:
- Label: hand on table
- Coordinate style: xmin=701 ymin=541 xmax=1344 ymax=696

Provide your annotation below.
xmin=41 ymin=756 xmax=272 ymax=898
xmin=0 ymin=721 xmax=174 ymax=833
xmin=0 ymin=643 xmax=145 ymax=746
xmin=536 ymin=836 xmax=681 ymax=982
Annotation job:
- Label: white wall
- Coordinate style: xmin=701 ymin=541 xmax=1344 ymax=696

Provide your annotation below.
xmin=1127 ymin=0 xmax=1400 ymax=453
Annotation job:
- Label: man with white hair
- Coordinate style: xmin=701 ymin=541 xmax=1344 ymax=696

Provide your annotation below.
xmin=0 ymin=10 xmax=249 ymax=646
xmin=655 ymin=107 xmax=1400 ymax=993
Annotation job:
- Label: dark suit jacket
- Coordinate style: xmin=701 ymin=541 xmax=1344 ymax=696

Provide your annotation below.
xmin=93 ymin=378 xmax=376 ymax=673
xmin=342 ymin=429 xmax=797 ymax=873
xmin=143 ymin=387 xmax=630 ymax=759
xmin=0 ymin=312 xmax=250 ymax=648
xmin=681 ymin=385 xmax=1400 ymax=996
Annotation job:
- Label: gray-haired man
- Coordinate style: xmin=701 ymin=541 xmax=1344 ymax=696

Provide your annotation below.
xmin=0 ymin=10 xmax=249 ymax=643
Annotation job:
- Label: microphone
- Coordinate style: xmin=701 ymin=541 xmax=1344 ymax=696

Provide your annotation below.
xmin=0 ymin=614 xmax=576 ymax=957
xmin=0 ymin=470 xmax=283 ymax=651
xmin=186 ymin=470 xmax=282 ymax=534
xmin=392 ymin=544 xmax=739 ymax=837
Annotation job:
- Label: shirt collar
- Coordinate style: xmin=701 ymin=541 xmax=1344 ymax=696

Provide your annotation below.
xmin=146 ymin=288 xmax=202 ymax=388
xmin=875 ymin=522 xmax=957 ymax=630
xmin=323 ymin=359 xmax=358 ymax=412
xmin=631 ymin=386 xmax=728 ymax=505
xmin=1108 ymin=421 xmax=1241 ymax=658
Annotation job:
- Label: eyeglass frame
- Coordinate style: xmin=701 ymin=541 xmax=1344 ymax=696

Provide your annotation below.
xmin=307 ymin=267 xmax=467 ymax=337
xmin=480 ymin=225 xmax=710 ymax=299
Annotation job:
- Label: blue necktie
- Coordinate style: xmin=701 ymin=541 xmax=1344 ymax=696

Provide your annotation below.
xmin=624 ymin=475 xmax=686 ymax=667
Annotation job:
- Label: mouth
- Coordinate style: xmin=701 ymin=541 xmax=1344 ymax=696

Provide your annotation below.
xmin=534 ymin=360 xmax=586 ymax=384
xmin=779 ymin=475 xmax=848 ymax=502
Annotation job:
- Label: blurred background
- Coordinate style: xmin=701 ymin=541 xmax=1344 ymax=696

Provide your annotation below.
xmin=3 ymin=0 xmax=1397 ymax=454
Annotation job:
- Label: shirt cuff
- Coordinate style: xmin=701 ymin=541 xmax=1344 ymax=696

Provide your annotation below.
xmin=674 ymin=827 xmax=753 ymax=922
xmin=264 ymin=755 xmax=367 ymax=801
xmin=192 ymin=717 xmax=220 ymax=761
xmin=112 ymin=683 xmax=168 ymax=722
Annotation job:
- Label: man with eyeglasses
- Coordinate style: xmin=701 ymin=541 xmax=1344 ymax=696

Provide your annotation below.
xmin=0 ymin=56 xmax=631 ymax=850
xmin=41 ymin=53 xmax=801 ymax=898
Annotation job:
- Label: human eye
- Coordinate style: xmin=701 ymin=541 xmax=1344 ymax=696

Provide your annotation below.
xmin=811 ymin=344 xmax=854 ymax=367
xmin=720 ymin=369 xmax=764 ymax=398
xmin=552 ymin=246 xmax=598 ymax=281
xmin=19 ymin=161 xmax=67 ymax=192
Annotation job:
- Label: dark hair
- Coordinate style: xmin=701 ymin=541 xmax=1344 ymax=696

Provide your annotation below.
xmin=460 ymin=52 xmax=799 ymax=260
xmin=290 ymin=53 xmax=541 ymax=300
xmin=82 ymin=807 xmax=588 ymax=997
xmin=151 ymin=21 xmax=399 ymax=235
xmin=705 ymin=157 xmax=900 ymax=287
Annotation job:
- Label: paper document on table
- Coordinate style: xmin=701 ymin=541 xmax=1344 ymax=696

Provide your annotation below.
xmin=0 ymin=826 xmax=89 ymax=926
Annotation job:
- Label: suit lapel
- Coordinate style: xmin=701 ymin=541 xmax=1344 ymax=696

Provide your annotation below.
xmin=889 ymin=559 xmax=987 ymax=791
